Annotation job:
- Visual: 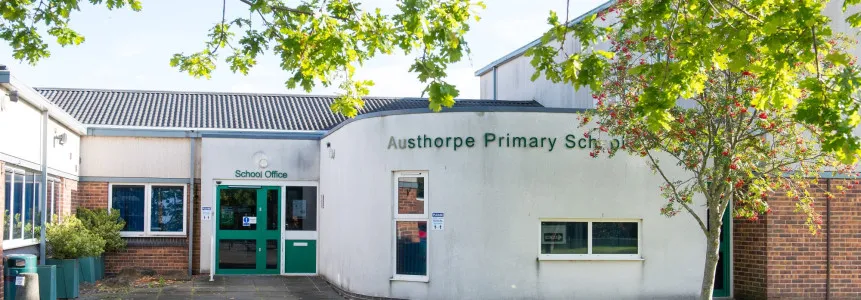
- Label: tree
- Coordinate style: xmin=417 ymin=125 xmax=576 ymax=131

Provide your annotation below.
xmin=526 ymin=1 xmax=860 ymax=299
xmin=1 ymin=0 xmax=484 ymax=116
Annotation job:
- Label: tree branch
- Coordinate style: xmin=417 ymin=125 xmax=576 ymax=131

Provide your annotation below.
xmin=644 ymin=150 xmax=708 ymax=235
xmin=238 ymin=0 xmax=349 ymax=22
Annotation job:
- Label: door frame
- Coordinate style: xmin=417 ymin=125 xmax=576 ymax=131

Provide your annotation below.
xmin=209 ymin=180 xmax=319 ymax=277
xmin=214 ymin=184 xmax=281 ymax=275
xmin=281 ymin=182 xmax=319 ymax=276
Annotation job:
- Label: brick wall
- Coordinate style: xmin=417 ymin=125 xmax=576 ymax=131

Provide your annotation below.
xmin=105 ymin=245 xmax=189 ymax=275
xmin=734 ymin=218 xmax=767 ymax=299
xmin=192 ymin=180 xmax=201 ymax=274
xmin=75 ymin=181 xmax=201 ymax=274
xmin=76 ymin=181 xmax=108 ymax=211
xmin=734 ymin=179 xmax=861 ymax=299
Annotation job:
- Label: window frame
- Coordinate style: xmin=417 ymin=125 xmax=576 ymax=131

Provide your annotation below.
xmin=538 ymin=219 xmax=643 ymax=261
xmin=3 ymin=166 xmax=60 ymax=249
xmin=108 ymin=183 xmax=187 ymax=237
xmin=392 ymin=171 xmax=430 ymax=282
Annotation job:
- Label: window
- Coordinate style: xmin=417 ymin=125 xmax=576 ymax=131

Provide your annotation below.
xmin=393 ymin=171 xmax=428 ymax=281
xmin=110 ymin=184 xmax=186 ymax=236
xmin=285 ymin=186 xmax=317 ymax=231
xmin=3 ymin=166 xmax=59 ymax=247
xmin=540 ymin=220 xmax=641 ymax=260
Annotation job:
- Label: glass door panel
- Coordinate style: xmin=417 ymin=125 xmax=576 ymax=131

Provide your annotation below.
xmin=283 ymin=186 xmax=318 ymax=274
xmin=216 ymin=186 xmax=280 ymax=274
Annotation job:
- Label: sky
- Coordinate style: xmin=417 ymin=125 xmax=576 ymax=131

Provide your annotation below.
xmin=0 ymin=0 xmax=607 ymax=99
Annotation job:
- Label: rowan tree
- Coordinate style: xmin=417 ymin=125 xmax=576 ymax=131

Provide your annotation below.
xmin=527 ymin=1 xmax=861 ymax=298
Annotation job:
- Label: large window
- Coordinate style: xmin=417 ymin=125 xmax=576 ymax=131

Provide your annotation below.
xmin=393 ymin=172 xmax=428 ymax=281
xmin=110 ymin=184 xmax=186 ymax=236
xmin=4 ymin=166 xmax=59 ymax=247
xmin=540 ymin=220 xmax=641 ymax=260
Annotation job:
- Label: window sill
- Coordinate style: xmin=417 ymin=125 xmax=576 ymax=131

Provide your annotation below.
xmin=391 ymin=275 xmax=429 ymax=283
xmin=538 ymin=255 xmax=644 ymax=261
xmin=120 ymin=233 xmax=186 ymax=238
xmin=3 ymin=239 xmax=39 ymax=250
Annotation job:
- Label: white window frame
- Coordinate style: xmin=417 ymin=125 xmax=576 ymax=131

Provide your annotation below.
xmin=108 ymin=183 xmax=187 ymax=237
xmin=392 ymin=171 xmax=429 ymax=282
xmin=3 ymin=166 xmax=44 ymax=249
xmin=538 ymin=218 xmax=643 ymax=261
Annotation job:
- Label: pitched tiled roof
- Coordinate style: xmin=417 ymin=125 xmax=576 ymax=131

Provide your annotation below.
xmin=35 ymin=88 xmax=542 ymax=131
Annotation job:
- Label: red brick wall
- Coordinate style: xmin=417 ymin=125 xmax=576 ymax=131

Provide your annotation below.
xmin=829 ymin=181 xmax=861 ymax=298
xmin=105 ymin=246 xmax=189 ymax=275
xmin=734 ymin=179 xmax=861 ymax=299
xmin=191 ymin=180 xmax=201 ymax=274
xmin=76 ymin=181 xmax=108 ymax=211
xmin=75 ymin=181 xmax=201 ymax=274
xmin=734 ymin=218 xmax=768 ymax=299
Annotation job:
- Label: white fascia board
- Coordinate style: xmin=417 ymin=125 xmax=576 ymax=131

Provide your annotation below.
xmin=2 ymin=75 xmax=87 ymax=134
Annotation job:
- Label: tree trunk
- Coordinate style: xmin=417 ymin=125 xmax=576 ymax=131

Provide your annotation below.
xmin=700 ymin=215 xmax=722 ymax=300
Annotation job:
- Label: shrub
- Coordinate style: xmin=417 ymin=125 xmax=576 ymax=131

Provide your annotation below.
xmin=46 ymin=215 xmax=105 ymax=259
xmin=76 ymin=207 xmax=126 ymax=252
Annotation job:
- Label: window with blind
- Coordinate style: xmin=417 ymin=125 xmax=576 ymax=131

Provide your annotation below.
xmin=393 ymin=171 xmax=428 ymax=281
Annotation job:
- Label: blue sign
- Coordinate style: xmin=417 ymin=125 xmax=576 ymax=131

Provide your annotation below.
xmin=242 ymin=216 xmax=250 ymax=227
xmin=432 ymin=212 xmax=444 ymax=218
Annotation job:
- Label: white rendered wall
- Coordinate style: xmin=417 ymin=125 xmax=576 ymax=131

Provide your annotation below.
xmin=80 ymin=136 xmax=194 ymax=178
xmin=199 ymin=137 xmax=320 ymax=273
xmin=0 ymin=88 xmax=80 ymax=178
xmin=319 ymin=111 xmax=706 ymax=300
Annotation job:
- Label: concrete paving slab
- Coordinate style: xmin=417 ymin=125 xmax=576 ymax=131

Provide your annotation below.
xmin=81 ymin=276 xmax=343 ymax=300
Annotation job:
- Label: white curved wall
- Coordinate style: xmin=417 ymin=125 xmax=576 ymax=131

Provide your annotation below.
xmin=319 ymin=111 xmax=706 ymax=299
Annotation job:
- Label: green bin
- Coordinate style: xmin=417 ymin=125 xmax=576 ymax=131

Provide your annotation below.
xmin=45 ymin=259 xmax=79 ymax=299
xmin=4 ymin=254 xmax=37 ymax=300
xmin=37 ymin=265 xmax=57 ymax=300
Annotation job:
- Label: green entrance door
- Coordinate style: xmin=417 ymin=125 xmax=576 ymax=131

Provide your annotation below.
xmin=216 ymin=186 xmax=280 ymax=275
xmin=713 ymin=206 xmax=731 ymax=297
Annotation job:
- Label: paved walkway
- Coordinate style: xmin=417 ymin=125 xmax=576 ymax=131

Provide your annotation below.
xmin=81 ymin=276 xmax=345 ymax=300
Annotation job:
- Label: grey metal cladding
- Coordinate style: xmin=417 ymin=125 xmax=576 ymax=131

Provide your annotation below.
xmin=35 ymin=88 xmax=543 ymax=131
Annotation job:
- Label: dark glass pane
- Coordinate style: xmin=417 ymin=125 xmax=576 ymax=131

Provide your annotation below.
xmin=266 ymin=189 xmax=278 ymax=231
xmin=266 ymin=239 xmax=278 ymax=270
xmin=541 ymin=222 xmax=588 ymax=254
xmin=219 ymin=188 xmax=257 ymax=230
xmin=4 ymin=170 xmax=11 ymax=240
xmin=218 ymin=240 xmax=256 ymax=269
xmin=112 ymin=185 xmax=145 ymax=231
xmin=715 ymin=251 xmax=725 ymax=290
xmin=13 ymin=173 xmax=23 ymax=239
xmin=592 ymin=222 xmax=638 ymax=254
xmin=151 ymin=186 xmax=184 ymax=232
xmin=395 ymin=221 xmax=427 ymax=276
xmin=285 ymin=186 xmax=317 ymax=231
xmin=397 ymin=178 xmax=424 ymax=215
xmin=24 ymin=173 xmax=36 ymax=239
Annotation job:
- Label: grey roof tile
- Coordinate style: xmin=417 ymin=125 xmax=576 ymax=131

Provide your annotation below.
xmin=35 ymin=88 xmax=543 ymax=131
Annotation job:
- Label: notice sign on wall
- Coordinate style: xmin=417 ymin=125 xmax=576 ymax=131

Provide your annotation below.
xmin=431 ymin=212 xmax=444 ymax=230
xmin=201 ymin=207 xmax=212 ymax=221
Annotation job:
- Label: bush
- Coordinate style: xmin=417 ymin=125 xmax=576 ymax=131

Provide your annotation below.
xmin=76 ymin=207 xmax=127 ymax=252
xmin=46 ymin=215 xmax=105 ymax=259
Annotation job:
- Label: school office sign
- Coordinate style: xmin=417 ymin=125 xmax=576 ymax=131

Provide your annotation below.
xmin=387 ymin=133 xmax=622 ymax=152
xmin=234 ymin=169 xmax=289 ymax=178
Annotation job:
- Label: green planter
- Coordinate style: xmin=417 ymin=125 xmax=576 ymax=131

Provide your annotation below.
xmin=94 ymin=256 xmax=105 ymax=281
xmin=37 ymin=265 xmax=57 ymax=300
xmin=45 ymin=259 xmax=78 ymax=299
xmin=78 ymin=257 xmax=97 ymax=283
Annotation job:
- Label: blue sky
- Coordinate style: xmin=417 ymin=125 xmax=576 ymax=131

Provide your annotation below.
xmin=0 ymin=0 xmax=606 ymax=98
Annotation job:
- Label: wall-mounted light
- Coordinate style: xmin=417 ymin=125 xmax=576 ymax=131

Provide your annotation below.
xmin=8 ymin=90 xmax=17 ymax=102
xmin=54 ymin=133 xmax=67 ymax=145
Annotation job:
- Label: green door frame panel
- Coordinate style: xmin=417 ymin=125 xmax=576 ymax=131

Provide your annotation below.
xmin=215 ymin=185 xmax=281 ymax=275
